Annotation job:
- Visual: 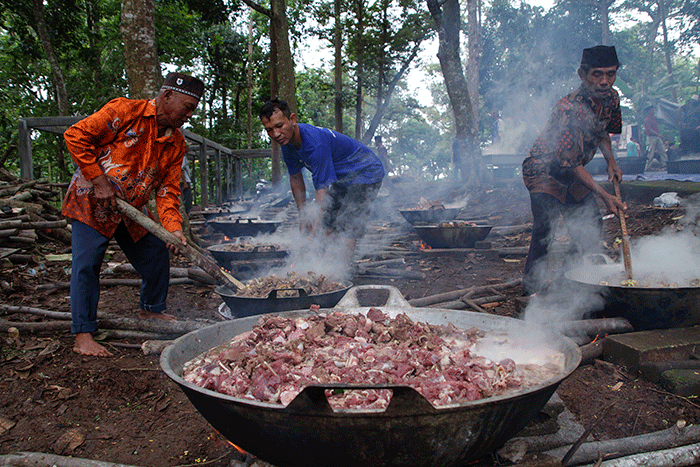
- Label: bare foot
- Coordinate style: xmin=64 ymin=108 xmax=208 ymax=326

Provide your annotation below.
xmin=73 ymin=333 xmax=113 ymax=357
xmin=138 ymin=311 xmax=177 ymax=321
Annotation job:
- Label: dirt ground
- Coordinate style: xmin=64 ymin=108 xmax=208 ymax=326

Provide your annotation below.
xmin=0 ymin=180 xmax=698 ymax=467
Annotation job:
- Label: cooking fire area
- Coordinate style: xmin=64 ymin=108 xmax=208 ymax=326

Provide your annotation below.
xmin=2 ymin=178 xmax=700 ymax=467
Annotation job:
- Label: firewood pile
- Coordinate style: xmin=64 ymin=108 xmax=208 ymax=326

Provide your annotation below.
xmin=0 ymin=170 xmax=71 ymax=264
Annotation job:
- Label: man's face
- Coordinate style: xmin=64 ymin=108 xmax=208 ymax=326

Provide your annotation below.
xmin=159 ymin=90 xmax=200 ymax=129
xmin=579 ymin=66 xmax=618 ymax=97
xmin=261 ymin=109 xmax=297 ymax=147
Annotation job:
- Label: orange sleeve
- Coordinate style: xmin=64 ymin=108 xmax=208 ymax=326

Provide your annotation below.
xmin=63 ymin=98 xmax=126 ymax=181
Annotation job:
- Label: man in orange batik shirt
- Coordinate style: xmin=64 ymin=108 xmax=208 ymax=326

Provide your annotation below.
xmin=62 ymin=72 xmax=204 ymax=357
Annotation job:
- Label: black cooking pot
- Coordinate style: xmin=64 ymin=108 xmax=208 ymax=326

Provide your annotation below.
xmin=565 ymin=263 xmax=700 ymax=331
xmin=207 ymin=243 xmax=289 ymax=268
xmin=399 ymin=207 xmax=461 ymax=225
xmin=208 ymin=217 xmax=280 ymax=238
xmin=414 ymin=224 xmax=493 ymax=248
xmin=161 ymin=285 xmax=581 ymax=467
xmin=215 ymin=281 xmax=353 ymax=318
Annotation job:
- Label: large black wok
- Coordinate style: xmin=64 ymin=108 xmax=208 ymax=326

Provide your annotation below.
xmin=399 ymin=207 xmax=462 ymax=225
xmin=215 ymin=281 xmax=353 ymax=318
xmin=565 ymin=262 xmax=700 ymax=331
xmin=162 ymin=285 xmax=581 ymax=467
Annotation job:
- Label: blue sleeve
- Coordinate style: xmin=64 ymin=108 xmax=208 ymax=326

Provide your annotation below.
xmin=282 ymin=147 xmax=304 ymax=176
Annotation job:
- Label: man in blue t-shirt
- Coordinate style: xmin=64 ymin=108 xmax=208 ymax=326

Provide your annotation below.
xmin=260 ymin=98 xmax=385 ymax=265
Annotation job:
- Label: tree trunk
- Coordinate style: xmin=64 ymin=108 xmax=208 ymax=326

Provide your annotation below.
xmin=334 ymin=0 xmax=344 ymax=133
xmin=599 ymin=0 xmax=612 ymax=45
xmin=354 ymin=0 xmax=365 ymax=141
xmin=467 ymin=0 xmax=480 ymax=126
xmin=427 ymin=0 xmax=481 ymax=186
xmin=658 ymin=0 xmax=677 ymax=102
xmin=120 ymin=0 xmax=161 ymax=99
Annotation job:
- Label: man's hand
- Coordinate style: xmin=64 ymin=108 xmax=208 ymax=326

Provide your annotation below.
xmin=167 ymin=230 xmax=187 ymax=254
xmin=92 ymin=174 xmax=118 ymax=210
xmin=606 ymin=161 xmax=623 ymax=184
xmin=602 ymin=192 xmax=627 ymax=217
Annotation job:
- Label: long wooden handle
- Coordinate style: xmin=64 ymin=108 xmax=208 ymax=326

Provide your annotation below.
xmin=115 ymin=198 xmax=244 ymax=290
xmin=613 ymin=182 xmax=633 ymax=280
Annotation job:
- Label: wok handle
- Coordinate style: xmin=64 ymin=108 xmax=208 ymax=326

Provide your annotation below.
xmin=267 ymin=288 xmax=308 ymax=299
xmin=284 ymin=384 xmax=437 ymax=414
xmin=335 ymin=285 xmax=412 ymax=308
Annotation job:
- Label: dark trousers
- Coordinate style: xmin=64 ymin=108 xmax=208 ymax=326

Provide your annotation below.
xmin=523 ymin=192 xmax=602 ymax=295
xmin=70 ymin=220 xmax=170 ymax=333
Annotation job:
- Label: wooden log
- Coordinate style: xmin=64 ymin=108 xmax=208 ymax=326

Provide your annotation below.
xmin=591 ymin=442 xmax=700 ymax=466
xmin=0 ymin=304 xmax=70 ymax=320
xmin=0 ymin=219 xmax=23 ymax=230
xmin=0 ymin=228 xmax=19 ymax=238
xmin=141 ymin=339 xmax=174 ymax=355
xmin=579 ymin=338 xmax=606 ymax=363
xmin=408 ymin=278 xmax=521 ymax=307
xmin=7 ymin=254 xmax=38 ymax=264
xmin=0 ymin=179 xmax=39 ymax=197
xmin=547 ymin=318 xmax=634 ymax=338
xmin=22 ymin=220 xmax=68 ymax=229
xmin=433 ymin=295 xmax=506 ymax=310
xmin=96 ymin=329 xmax=180 ymax=341
xmin=98 ymin=316 xmax=212 ymax=334
xmin=35 ymin=277 xmax=195 ymax=293
xmin=0 ymin=451 xmax=142 ymax=467
xmin=0 ymin=319 xmax=70 ymax=332
xmin=545 ymin=423 xmax=700 ymax=466
xmin=115 ymin=198 xmax=243 ymax=290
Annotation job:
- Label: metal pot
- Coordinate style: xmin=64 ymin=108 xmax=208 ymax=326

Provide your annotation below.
xmin=398 ymin=207 xmax=461 ymax=225
xmin=414 ymin=224 xmax=493 ymax=249
xmin=161 ymin=285 xmax=581 ymax=467
xmin=215 ymin=281 xmax=353 ymax=318
xmin=565 ymin=263 xmax=700 ymax=331
xmin=207 ymin=243 xmax=289 ymax=267
xmin=208 ymin=217 xmax=281 ymax=238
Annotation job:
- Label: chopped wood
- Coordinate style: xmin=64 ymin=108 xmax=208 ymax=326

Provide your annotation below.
xmin=35 ymin=277 xmax=194 ymax=292
xmin=434 ymin=294 xmax=506 ymax=310
xmin=545 ymin=423 xmax=700 ymax=466
xmin=96 ymin=329 xmax=180 ymax=341
xmin=579 ymin=338 xmax=606 ymax=363
xmin=141 ymin=339 xmax=174 ymax=355
xmin=0 ymin=304 xmax=70 ymax=320
xmin=408 ymin=278 xmax=521 ymax=307
xmin=547 ymin=318 xmax=634 ymax=338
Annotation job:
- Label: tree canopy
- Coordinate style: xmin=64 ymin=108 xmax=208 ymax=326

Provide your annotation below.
xmin=1 ymin=0 xmax=699 ymax=187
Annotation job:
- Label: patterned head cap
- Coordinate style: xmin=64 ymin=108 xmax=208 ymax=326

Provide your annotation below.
xmin=161 ymin=72 xmax=204 ymax=100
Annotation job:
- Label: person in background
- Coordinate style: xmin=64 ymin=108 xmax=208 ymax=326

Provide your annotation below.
xmin=626 ymin=136 xmax=641 ymax=159
xmin=259 ymin=98 xmax=385 ymax=267
xmin=374 ymin=135 xmax=392 ymax=174
xmin=180 ymin=155 xmax=193 ymax=214
xmin=62 ymin=72 xmax=204 ymax=357
xmin=644 ymin=105 xmax=668 ymax=171
xmin=491 ymin=110 xmax=505 ymax=144
xmin=521 ymin=45 xmax=627 ymax=296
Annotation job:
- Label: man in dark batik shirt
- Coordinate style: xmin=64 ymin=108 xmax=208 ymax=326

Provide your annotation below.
xmin=521 ymin=45 xmax=627 ymax=296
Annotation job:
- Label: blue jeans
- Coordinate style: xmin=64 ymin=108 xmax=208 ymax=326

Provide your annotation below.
xmin=70 ymin=220 xmax=170 ymax=334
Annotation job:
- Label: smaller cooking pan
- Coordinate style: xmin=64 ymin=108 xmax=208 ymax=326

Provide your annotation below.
xmin=207 ymin=243 xmax=289 ymax=268
xmin=216 ymin=281 xmax=353 ymax=318
xmin=399 ymin=207 xmax=462 ymax=225
xmin=208 ymin=217 xmax=280 ymax=238
xmin=414 ymin=224 xmax=493 ymax=249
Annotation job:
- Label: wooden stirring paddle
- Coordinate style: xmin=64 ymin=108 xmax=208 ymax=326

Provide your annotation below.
xmin=613 ymin=181 xmax=633 ymax=279
xmin=115 ymin=198 xmax=245 ymax=291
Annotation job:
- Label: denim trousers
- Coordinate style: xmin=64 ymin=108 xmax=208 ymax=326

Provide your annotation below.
xmin=70 ymin=220 xmax=170 ymax=333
